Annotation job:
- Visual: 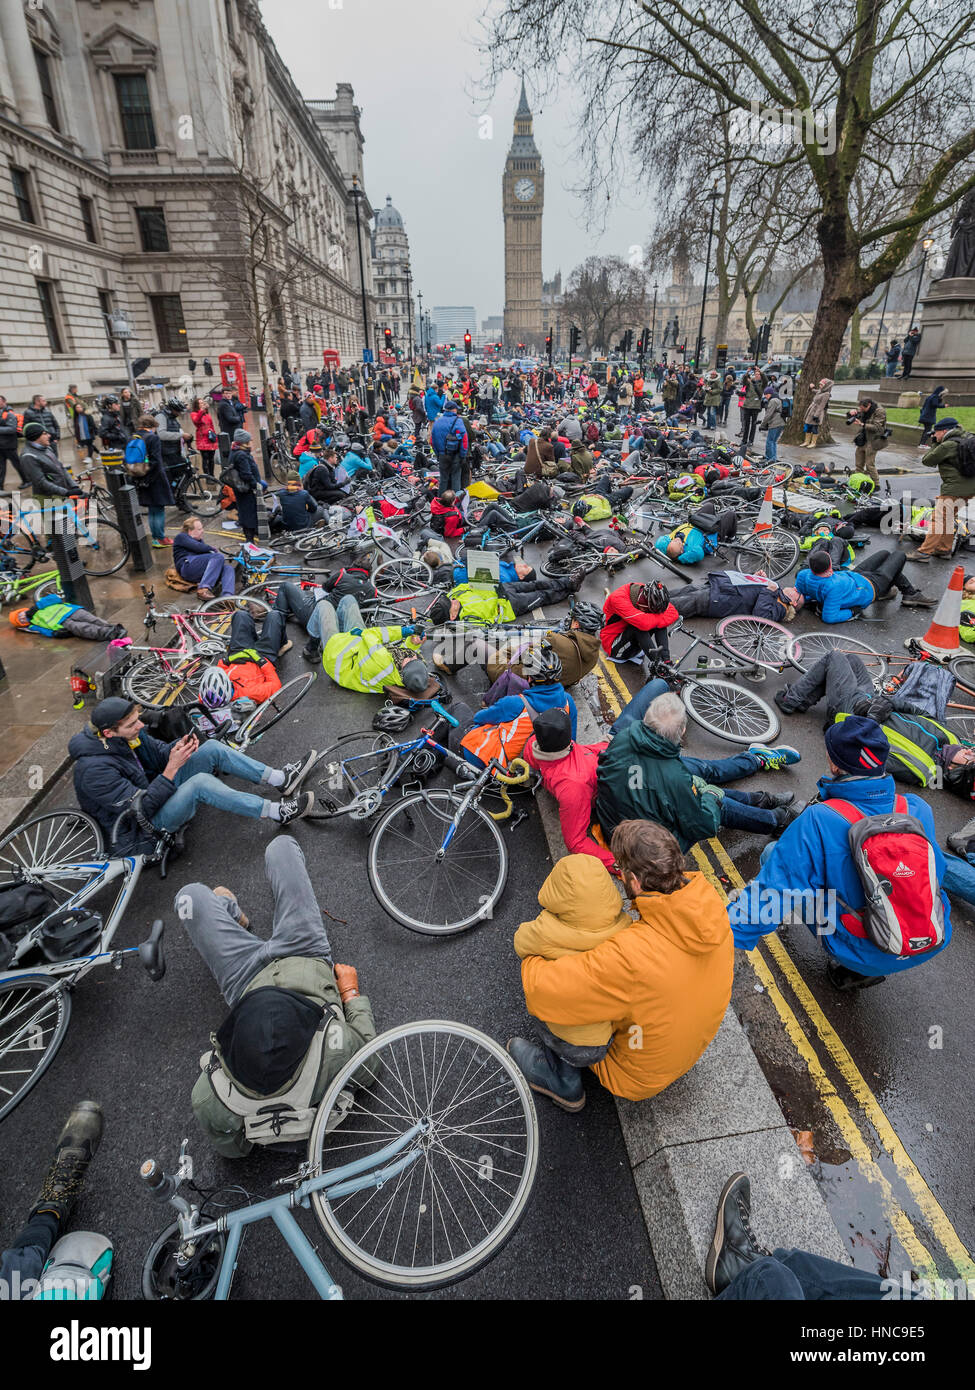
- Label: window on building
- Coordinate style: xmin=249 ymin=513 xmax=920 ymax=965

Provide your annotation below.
xmin=97 ymin=289 xmax=117 ymax=354
xmin=114 ymin=73 xmax=157 ymax=150
xmin=36 ymin=279 xmax=64 ymax=353
xmin=33 ymin=47 xmax=61 ymax=132
xmin=136 ymin=206 xmax=170 ymax=252
xmin=10 ymin=167 xmax=36 ymax=223
xmin=79 ymin=195 xmax=98 ymax=243
xmin=149 ymin=293 xmax=187 ymax=352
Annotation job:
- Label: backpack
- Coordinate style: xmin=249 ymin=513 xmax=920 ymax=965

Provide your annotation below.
xmin=461 ymin=694 xmax=568 ymax=769
xmin=443 ymin=420 xmax=464 ymax=456
xmin=823 ymin=797 xmax=945 ymax=958
xmin=955 ymin=432 xmax=975 ymax=479
xmin=123 ymin=435 xmax=150 ymax=477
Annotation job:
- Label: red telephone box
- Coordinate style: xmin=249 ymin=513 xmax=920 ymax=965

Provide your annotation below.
xmin=219 ymin=352 xmax=250 ymax=404
xmin=322 ymin=350 xmax=341 ymax=371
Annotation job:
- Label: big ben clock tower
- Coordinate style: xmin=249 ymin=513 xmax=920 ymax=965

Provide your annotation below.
xmin=503 ymin=81 xmax=544 ymax=351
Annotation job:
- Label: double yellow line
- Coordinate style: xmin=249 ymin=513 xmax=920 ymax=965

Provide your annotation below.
xmin=592 ymin=652 xmax=974 ymax=1287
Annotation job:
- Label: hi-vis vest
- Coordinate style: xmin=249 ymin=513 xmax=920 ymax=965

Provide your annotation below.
xmin=450 ymin=584 xmax=516 ymax=624
xmin=28 ymin=601 xmax=79 ymax=634
xmin=834 ymin=709 xmax=952 ymax=788
xmin=461 ymin=693 xmax=569 ymax=769
xmin=323 ymin=625 xmax=409 ymax=692
xmin=199 ymin=1011 xmax=352 ymax=1145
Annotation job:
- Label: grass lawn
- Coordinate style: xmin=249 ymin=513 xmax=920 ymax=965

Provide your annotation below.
xmin=885 ymin=405 xmax=975 ymax=431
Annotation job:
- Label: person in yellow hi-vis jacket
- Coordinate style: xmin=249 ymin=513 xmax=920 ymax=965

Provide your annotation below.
xmin=320 ymin=594 xmax=437 ymax=698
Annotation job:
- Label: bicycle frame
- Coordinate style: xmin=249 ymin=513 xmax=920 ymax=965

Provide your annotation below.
xmin=0 ymin=565 xmax=61 ymax=605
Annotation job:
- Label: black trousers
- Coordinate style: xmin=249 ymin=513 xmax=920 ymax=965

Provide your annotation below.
xmin=610 ymin=623 xmax=671 ymax=660
xmin=782 ymin=650 xmax=873 ymax=716
xmin=0 ymin=447 xmax=25 ymax=488
xmin=499 ymin=577 xmax=576 ymax=616
xmin=229 ymin=608 xmax=286 ymax=661
xmin=854 ymin=548 xmax=916 ymax=600
xmin=740 ymin=408 xmax=760 ymax=446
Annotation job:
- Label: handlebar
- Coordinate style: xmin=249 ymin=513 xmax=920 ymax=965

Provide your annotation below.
xmin=429 ymin=699 xmax=458 ymax=728
xmin=139 ymin=1158 xmax=176 ymax=1202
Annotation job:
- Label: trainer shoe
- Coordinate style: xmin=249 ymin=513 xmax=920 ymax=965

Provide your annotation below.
xmin=277 ymin=791 xmax=315 ymax=825
xmin=301 ymin=639 xmax=322 ymax=664
xmin=748 ymin=743 xmax=801 ymax=770
xmin=705 ymin=1173 xmax=767 ymax=1295
xmin=30 ymin=1101 xmax=104 ymax=1228
xmin=280 ymin=751 xmax=318 ymax=795
xmin=947 ymin=817 xmax=975 ymax=859
xmin=278 ymin=639 xmax=293 ymax=656
xmin=905 ymin=551 xmax=932 ymax=563
xmin=213 ymin=886 xmax=248 ymax=928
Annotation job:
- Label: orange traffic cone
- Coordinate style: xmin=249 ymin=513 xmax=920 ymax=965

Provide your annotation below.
xmin=621 ymin=430 xmax=630 ymax=462
xmin=916 ymin=563 xmax=964 ymax=657
xmin=751 ymin=486 xmax=775 ymax=536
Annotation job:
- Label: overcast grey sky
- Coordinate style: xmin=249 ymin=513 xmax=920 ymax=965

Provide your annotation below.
xmin=260 ymin=0 xmax=643 ymax=323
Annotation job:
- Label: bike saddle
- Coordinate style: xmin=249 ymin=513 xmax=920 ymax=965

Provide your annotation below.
xmin=139 ymin=919 xmax=166 ymax=982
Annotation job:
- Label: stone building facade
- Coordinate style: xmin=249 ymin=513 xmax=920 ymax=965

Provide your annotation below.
xmin=0 ymin=0 xmax=375 ymax=415
xmin=502 ymin=82 xmax=544 ymax=352
xmin=369 ymin=196 xmax=413 ymax=357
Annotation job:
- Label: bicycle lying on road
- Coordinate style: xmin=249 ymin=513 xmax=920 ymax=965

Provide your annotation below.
xmin=140 ymin=1020 xmax=539 ymax=1299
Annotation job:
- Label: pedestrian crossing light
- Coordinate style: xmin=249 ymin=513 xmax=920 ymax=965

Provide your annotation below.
xmin=569 ymin=324 xmax=580 ymax=355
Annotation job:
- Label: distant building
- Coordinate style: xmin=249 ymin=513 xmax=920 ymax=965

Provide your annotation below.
xmin=370 ymin=196 xmax=413 ymax=356
xmin=432 ymin=306 xmax=476 ymax=349
xmin=503 ymin=81 xmax=544 ymax=351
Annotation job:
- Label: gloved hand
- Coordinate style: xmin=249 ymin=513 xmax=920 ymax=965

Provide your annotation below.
xmin=691 ymin=775 xmax=724 ymax=803
xmin=334 ymin=963 xmax=359 ymax=1002
xmin=400 ymin=624 xmax=416 ymax=637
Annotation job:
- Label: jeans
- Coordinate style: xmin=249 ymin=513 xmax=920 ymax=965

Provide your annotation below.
xmin=148 ymin=506 xmax=167 ymax=542
xmin=854 ymin=548 xmax=915 ymax=601
xmin=229 ymin=607 xmax=285 ymax=661
xmin=177 ymin=838 xmax=332 ymax=1008
xmin=274 ymin=585 xmax=360 ymax=642
xmin=940 ymin=850 xmax=975 ymax=906
xmin=885 ymin=362 xmax=898 ymax=376
xmin=782 ymin=651 xmax=872 ymax=715
xmin=765 ymin=426 xmax=783 ymax=461
xmin=535 ymin=1019 xmax=611 ymax=1068
xmin=706 ymin=406 xmax=717 ymax=429
xmin=179 ymin=551 xmax=236 ymax=594
xmin=718 ymin=790 xmax=779 ymax=832
xmin=153 ymin=740 xmax=278 ymax=831
xmin=0 ymin=1210 xmax=59 ymax=1296
xmin=716 ymin=1248 xmax=890 ymax=1301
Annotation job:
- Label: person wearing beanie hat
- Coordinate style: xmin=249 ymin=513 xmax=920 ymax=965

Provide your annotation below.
xmin=796 ymin=541 xmax=933 ymax=620
xmin=728 ymin=716 xmax=952 ymax=989
xmin=18 ymin=421 xmax=78 ymax=499
xmin=233 ymin=428 xmax=252 ymax=444
xmin=908 ymin=415 xmax=973 ymax=560
xmin=227 ymin=429 xmax=263 ymax=542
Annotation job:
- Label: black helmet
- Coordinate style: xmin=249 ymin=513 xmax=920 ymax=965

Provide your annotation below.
xmin=522 ymin=641 xmax=563 ymax=684
xmin=165 ymin=397 xmax=184 ymax=415
xmin=636 ymin=581 xmax=670 ymax=614
xmin=566 ymin=601 xmax=603 ymax=635
xmin=101 ymin=394 xmax=119 ymax=406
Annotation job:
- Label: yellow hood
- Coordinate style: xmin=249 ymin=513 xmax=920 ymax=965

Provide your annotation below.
xmin=514 ymin=855 xmax=632 ymax=960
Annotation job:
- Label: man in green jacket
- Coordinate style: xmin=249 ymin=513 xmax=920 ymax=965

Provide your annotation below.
xmin=181 ymin=837 xmax=377 ymax=1159
xmin=908 ymin=419 xmax=974 ymax=561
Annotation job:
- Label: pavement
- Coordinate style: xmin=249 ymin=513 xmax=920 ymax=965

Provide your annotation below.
xmin=2 ymin=414 xmax=974 ymax=1301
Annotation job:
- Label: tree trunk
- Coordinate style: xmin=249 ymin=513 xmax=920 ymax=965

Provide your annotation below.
xmin=783 ymin=252 xmax=862 ymax=446
xmin=849 ymin=307 xmax=864 ymax=366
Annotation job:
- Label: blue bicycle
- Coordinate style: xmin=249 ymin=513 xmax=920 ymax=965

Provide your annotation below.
xmin=140 ymin=1021 xmax=539 ymax=1298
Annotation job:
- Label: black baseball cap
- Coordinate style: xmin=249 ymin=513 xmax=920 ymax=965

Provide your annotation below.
xmin=91 ymin=697 xmax=139 ymax=731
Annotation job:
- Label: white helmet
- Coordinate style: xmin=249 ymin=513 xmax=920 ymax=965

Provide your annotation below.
xmin=199 ymin=665 xmax=234 ymax=710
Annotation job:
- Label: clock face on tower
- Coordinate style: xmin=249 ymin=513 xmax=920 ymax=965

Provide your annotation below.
xmin=514 ymin=178 xmax=536 ymax=202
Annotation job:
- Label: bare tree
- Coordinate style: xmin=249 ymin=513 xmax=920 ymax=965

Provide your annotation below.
xmin=560 ymin=256 xmax=650 ymax=353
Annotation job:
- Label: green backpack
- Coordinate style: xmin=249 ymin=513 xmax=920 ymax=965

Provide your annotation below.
xmin=578 ymin=493 xmax=612 ymax=521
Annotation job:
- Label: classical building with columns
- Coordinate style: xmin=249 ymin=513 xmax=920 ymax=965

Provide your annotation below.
xmin=369 ymin=196 xmax=414 ymax=358
xmin=0 ymin=0 xmax=375 ymax=412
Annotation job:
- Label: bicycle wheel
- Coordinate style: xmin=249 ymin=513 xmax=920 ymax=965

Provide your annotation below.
xmin=33 ymin=575 xmax=64 ymax=602
xmin=294 ymin=527 xmax=348 ymax=557
xmin=734 ymin=530 xmax=799 ymax=582
xmin=305 ymin=733 xmax=397 ymax=818
xmin=267 ymin=449 xmax=292 ymax=485
xmin=717 ymin=615 xmax=795 ymax=671
xmin=0 ymin=536 xmax=38 ymax=574
xmin=0 ymin=977 xmax=72 ymax=1122
xmin=540 ymin=552 xmax=595 ymax=579
xmin=682 ymin=677 xmax=779 ymax=744
xmin=232 ymin=673 xmax=316 ymax=745
xmin=73 ymin=517 xmax=129 ymax=577
xmin=372 ymin=557 xmax=433 ymax=599
xmin=0 ymin=810 xmax=105 ymax=906
xmin=180 ymin=472 xmax=222 ymax=518
xmin=195 ymin=595 xmax=270 ymax=640
xmin=122 ymin=655 xmax=201 ymax=708
xmin=307 ymin=1021 xmax=538 ymax=1289
xmin=789 ymin=631 xmax=887 ymax=681
xmin=367 ymin=790 xmax=507 ymax=934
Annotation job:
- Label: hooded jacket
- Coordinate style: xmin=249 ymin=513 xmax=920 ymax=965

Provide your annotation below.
xmin=69 ymin=725 xmax=176 ymax=852
xmin=424 ymin=386 xmax=445 ymax=421
xmin=524 ymin=738 xmax=614 ymax=869
xmin=795 ymin=565 xmax=875 ymax=622
xmin=595 ymin=720 xmax=721 ymax=847
xmin=601 ymin=582 xmax=678 ymax=655
xmin=520 ymin=871 xmax=732 ymax=1100
xmin=804 ymin=380 xmax=833 ymax=426
xmin=728 ymin=772 xmax=951 ymax=976
xmin=514 ymin=856 xmax=633 ymax=1045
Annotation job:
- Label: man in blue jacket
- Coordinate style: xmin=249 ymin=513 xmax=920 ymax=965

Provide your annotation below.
xmin=654 ymin=506 xmax=737 ymax=566
xmin=795 ymin=547 xmax=932 ymax=622
xmin=431 ymin=400 xmax=469 ymax=494
xmin=424 ymin=384 xmax=445 ymax=422
xmin=728 ymin=717 xmax=951 ymax=989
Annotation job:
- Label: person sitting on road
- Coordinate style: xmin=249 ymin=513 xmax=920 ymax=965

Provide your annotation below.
xmin=429 ymin=490 xmax=467 ymax=538
xmin=669 ymin=569 xmax=800 ymax=623
xmin=482 ymin=602 xmax=604 ymax=691
xmin=795 ymin=547 xmax=933 ymax=621
xmin=728 ymin=717 xmax=952 ymax=990
xmin=451 ymin=643 xmax=576 ymax=768
xmin=304 ymin=448 xmax=348 ymax=506
xmin=595 ymin=693 xmax=798 ymax=851
xmin=213 ymin=603 xmax=292 ymax=704
xmin=510 ymin=854 xmax=634 ymax=1109
xmin=70 ymin=698 xmax=317 ymax=851
xmin=273 ymin=471 xmax=322 ymax=532
xmin=339 ymin=442 xmax=373 ymax=478
xmin=181 ymin=838 xmax=377 ymax=1159
xmin=510 ymin=819 xmax=733 ymax=1109
xmin=601 ymin=579 xmax=679 ymax=664
xmin=173 ymin=516 xmax=236 ymax=599
xmin=654 ymin=505 xmax=737 ymax=565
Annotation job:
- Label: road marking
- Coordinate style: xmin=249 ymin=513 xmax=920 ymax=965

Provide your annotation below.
xmin=597 ymin=652 xmax=633 ymax=707
xmin=706 ymin=836 xmax=975 ymax=1284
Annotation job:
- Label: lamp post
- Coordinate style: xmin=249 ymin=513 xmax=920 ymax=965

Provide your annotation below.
xmin=405 ymin=263 xmax=415 ymax=369
xmin=694 ymin=183 xmax=719 ymax=373
xmin=909 ymin=237 xmax=934 ymax=330
xmin=107 ymin=308 xmax=137 ymax=392
xmin=648 ymin=282 xmax=658 ymax=361
xmin=350 ymin=174 xmax=375 ymax=416
xmin=872 ymin=278 xmax=892 ymax=362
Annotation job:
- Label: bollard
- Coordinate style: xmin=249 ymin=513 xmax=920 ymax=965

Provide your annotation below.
xmin=256 ymin=486 xmax=272 ymax=543
xmin=101 ymin=452 xmax=153 ymax=572
xmin=51 ymin=532 xmax=93 ymax=610
xmin=218 ymin=431 xmax=231 ymax=468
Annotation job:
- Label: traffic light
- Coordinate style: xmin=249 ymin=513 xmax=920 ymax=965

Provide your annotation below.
xmin=569 ymin=324 xmax=580 ymax=355
xmin=636 ymin=337 xmax=644 ymax=356
xmin=676 ymin=342 xmax=686 ymax=354
xmin=383 ymin=327 xmax=393 ymax=351
xmin=464 ymin=332 xmax=472 ymax=354
xmin=545 ymin=332 xmax=552 ymax=353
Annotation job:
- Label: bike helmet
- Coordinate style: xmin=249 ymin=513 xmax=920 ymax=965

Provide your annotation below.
xmin=566 ymin=601 xmax=603 ymax=634
xmin=635 ymin=581 xmax=671 ymax=614
xmin=522 ymin=641 xmax=563 ymax=684
xmin=372 ymin=703 xmax=413 ymax=733
xmin=165 ymin=397 xmax=184 ymax=415
xmin=101 ymin=393 xmax=119 ymax=406
xmin=349 ymin=442 xmax=367 ymax=456
xmin=199 ymin=665 xmax=234 ymax=710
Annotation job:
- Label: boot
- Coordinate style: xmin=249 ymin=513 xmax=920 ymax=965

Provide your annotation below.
xmin=807 ymin=433 xmax=819 ymax=449
xmin=771 ymin=804 xmax=802 ymax=833
xmin=901 ymin=591 xmax=936 ymax=608
xmin=752 ymin=789 xmax=796 ymax=810
xmin=506 ymin=1037 xmax=585 ymax=1112
xmin=947 ymin=816 xmax=975 ymax=859
xmin=825 ymin=957 xmax=886 ymax=991
xmin=705 ymin=1173 xmax=767 ymax=1295
xmin=29 ymin=1101 xmax=104 ymax=1228
xmin=773 ymin=689 xmax=805 ymax=715
xmin=301 ymin=639 xmax=323 ymax=664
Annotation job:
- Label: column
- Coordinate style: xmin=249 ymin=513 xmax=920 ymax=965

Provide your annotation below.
xmin=0 ymin=0 xmax=48 ymax=132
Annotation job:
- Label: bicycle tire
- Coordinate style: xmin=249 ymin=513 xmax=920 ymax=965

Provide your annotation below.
xmin=540 ymin=553 xmax=596 ymax=579
xmin=71 ymin=516 xmax=129 ymax=577
xmin=142 ymin=1221 xmax=226 ymax=1301
xmin=304 ymin=732 xmax=397 ymax=818
xmin=0 ymin=810 xmax=105 ymax=907
xmin=789 ymin=631 xmax=887 ymax=681
xmin=122 ymin=654 xmax=201 ymax=708
xmin=267 ymin=449 xmax=292 ymax=485
xmin=307 ymin=1021 xmax=538 ymax=1289
xmin=716 ymin=615 xmax=795 ymax=671
xmin=179 ymin=472 xmax=222 ymax=519
xmin=33 ymin=575 xmax=64 ymax=602
xmin=232 ymin=673 xmax=316 ymax=745
xmin=367 ymin=790 xmax=507 ymax=934
xmin=195 ymin=595 xmax=270 ymax=640
xmin=0 ymin=977 xmax=72 ymax=1123
xmin=733 ymin=530 xmax=799 ymax=582
xmin=0 ymin=537 xmax=39 ymax=574
xmin=294 ymin=527 xmax=348 ymax=557
xmin=372 ymin=557 xmax=433 ymax=598
xmin=682 ymin=677 xmax=779 ymax=744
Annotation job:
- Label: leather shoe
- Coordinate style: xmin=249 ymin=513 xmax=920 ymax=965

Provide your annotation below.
xmin=506 ymin=1037 xmax=585 ymax=1112
xmin=705 ymin=1173 xmax=767 ymax=1295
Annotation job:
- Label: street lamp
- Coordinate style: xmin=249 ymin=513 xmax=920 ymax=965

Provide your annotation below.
xmin=350 ymin=174 xmax=375 ymax=415
xmin=107 ymin=308 xmax=137 ymax=392
xmin=694 ymin=183 xmax=720 ymax=373
xmin=649 ymin=282 xmax=658 ymax=360
xmin=405 ymin=263 xmax=414 ymax=370
xmin=909 ymin=237 xmax=934 ymax=332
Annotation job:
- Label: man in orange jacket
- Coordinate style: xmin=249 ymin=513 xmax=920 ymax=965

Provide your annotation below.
xmin=510 ymin=818 xmax=732 ymax=1109
xmin=216 ymin=607 xmax=291 ymax=704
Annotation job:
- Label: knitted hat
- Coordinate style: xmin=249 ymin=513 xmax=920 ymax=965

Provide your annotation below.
xmin=23 ymin=421 xmax=45 ymax=441
xmin=825 ymin=715 xmax=890 ymax=777
xmin=530 ymin=707 xmax=572 ymax=761
xmin=286 ymin=470 xmax=301 ymax=483
xmin=233 ymin=429 xmax=251 ymax=443
xmin=933 ymin=417 xmax=959 ymax=432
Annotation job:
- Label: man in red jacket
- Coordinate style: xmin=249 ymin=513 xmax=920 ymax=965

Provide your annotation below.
xmin=602 ymin=580 xmax=678 ymax=664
